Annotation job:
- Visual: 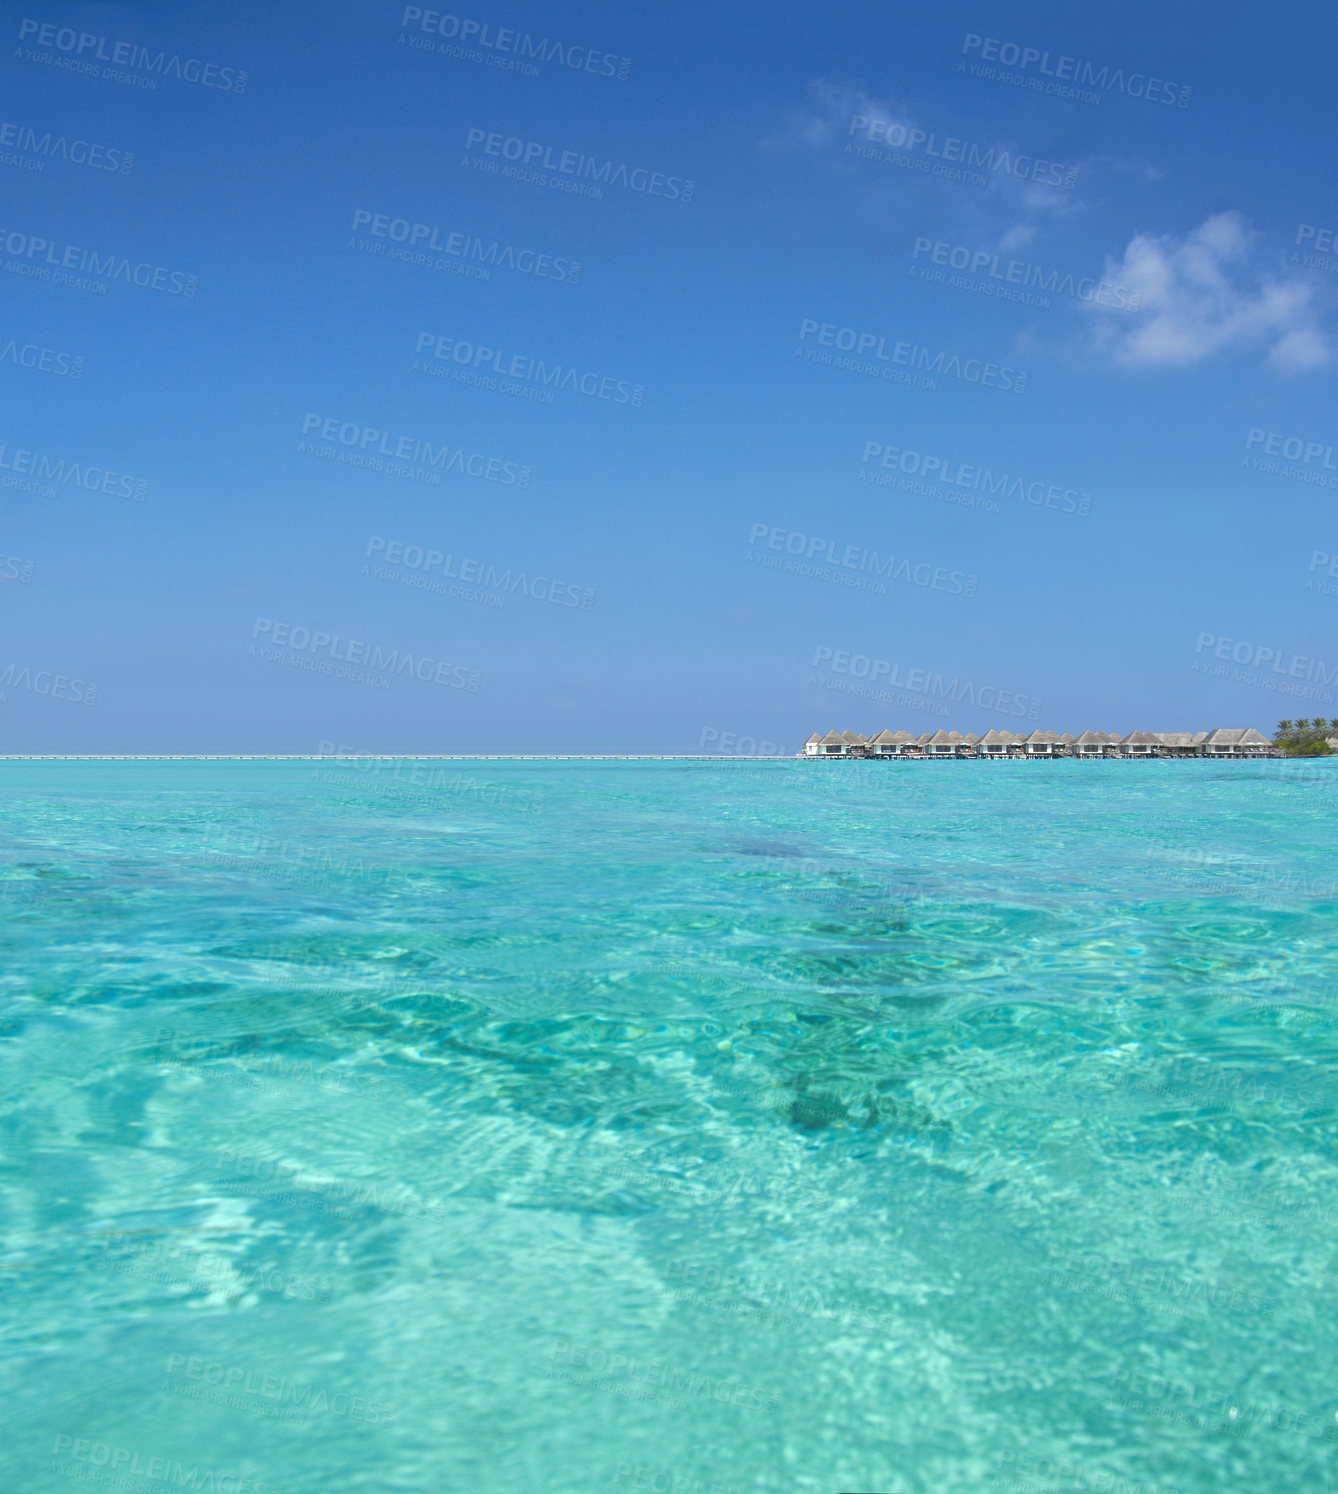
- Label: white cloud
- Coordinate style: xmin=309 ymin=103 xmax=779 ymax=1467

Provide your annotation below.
xmin=1090 ymin=212 xmax=1329 ymax=371
xmin=999 ymin=224 xmax=1038 ymax=253
xmin=763 ymin=80 xmax=910 ymax=153
xmin=1268 ymin=326 xmax=1330 ymax=373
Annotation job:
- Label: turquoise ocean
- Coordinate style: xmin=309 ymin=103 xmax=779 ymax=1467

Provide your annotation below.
xmin=3 ymin=758 xmax=1338 ymax=1494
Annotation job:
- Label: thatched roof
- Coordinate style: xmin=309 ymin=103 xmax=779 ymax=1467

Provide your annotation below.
xmin=980 ymin=729 xmax=1012 ymax=745
xmin=870 ymin=729 xmax=897 ymax=744
xmin=890 ymin=730 xmax=918 ymax=745
xmin=963 ymin=732 xmax=982 ymax=744
xmin=804 ymin=733 xmax=822 ymax=744
xmin=820 ymin=730 xmax=844 ymax=745
xmin=1075 ymin=730 xmax=1108 ymax=744
xmin=1204 ymin=727 xmax=1271 ymax=745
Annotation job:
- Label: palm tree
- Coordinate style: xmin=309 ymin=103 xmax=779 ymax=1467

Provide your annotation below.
xmin=1277 ymin=719 xmax=1294 ymax=737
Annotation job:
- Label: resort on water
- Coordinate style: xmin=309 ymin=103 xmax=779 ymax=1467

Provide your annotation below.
xmin=803 ymin=727 xmax=1277 ymax=758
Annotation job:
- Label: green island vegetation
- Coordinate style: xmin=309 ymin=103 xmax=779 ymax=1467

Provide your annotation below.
xmin=1274 ymin=719 xmax=1338 ymax=757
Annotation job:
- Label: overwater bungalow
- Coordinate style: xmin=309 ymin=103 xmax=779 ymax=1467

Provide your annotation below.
xmin=1155 ymin=731 xmax=1204 ymax=758
xmin=1201 ymin=727 xmax=1272 ymax=757
xmin=802 ymin=726 xmax=1275 ymax=760
xmin=1121 ymin=731 xmax=1161 ymax=758
xmin=1024 ymin=729 xmax=1067 ymax=757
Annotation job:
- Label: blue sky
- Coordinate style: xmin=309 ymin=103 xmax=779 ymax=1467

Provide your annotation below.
xmin=3 ymin=0 xmax=1337 ymax=752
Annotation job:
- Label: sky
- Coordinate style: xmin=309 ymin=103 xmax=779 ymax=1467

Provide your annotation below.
xmin=3 ymin=0 xmax=1338 ymax=753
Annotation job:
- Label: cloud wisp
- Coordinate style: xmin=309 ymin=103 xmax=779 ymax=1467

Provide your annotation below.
xmin=1088 ymin=212 xmax=1329 ymax=372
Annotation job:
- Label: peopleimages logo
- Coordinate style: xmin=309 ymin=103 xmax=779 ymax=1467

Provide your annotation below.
xmin=250 ymin=618 xmax=481 ymax=692
xmin=797 ymin=319 xmax=1026 ymax=393
xmin=860 ymin=441 xmax=1091 ymax=515
xmin=0 ymin=226 xmax=196 ymax=295
xmin=1245 ymin=427 xmax=1336 ymax=467
xmin=464 ymin=128 xmax=694 ymax=201
xmin=1242 ymin=427 xmax=1338 ymax=491
xmin=350 ymin=209 xmax=578 ymax=283
xmin=49 ymin=1436 xmax=275 ymax=1491
xmin=960 ymin=33 xmax=1191 ymax=107
xmin=911 ymin=238 xmax=1141 ymax=309
xmin=365 ymin=536 xmax=596 ymax=610
xmin=1296 ymin=224 xmax=1338 ymax=255
xmin=847 ymin=113 xmax=1076 ymax=189
xmin=748 ymin=523 xmax=978 ymax=596
xmin=812 ymin=646 xmax=1040 ymax=718
xmin=299 ymin=414 xmax=531 ymax=487
xmin=0 ymin=663 xmax=99 ymax=705
xmin=413 ymin=331 xmax=643 ymax=405
xmin=399 ymin=8 xmax=631 ymax=79
xmin=0 ymin=440 xmax=148 ymax=500
xmin=1193 ymin=632 xmax=1338 ymax=691
xmin=16 ymin=20 xmax=247 ymax=92
xmin=0 ymin=121 xmax=133 ymax=174
xmin=0 ymin=334 xmax=82 ymax=377
xmin=163 ymin=1352 xmax=397 ymax=1427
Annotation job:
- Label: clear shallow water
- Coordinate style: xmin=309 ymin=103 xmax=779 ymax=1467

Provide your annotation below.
xmin=3 ymin=757 xmax=1338 ymax=1494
